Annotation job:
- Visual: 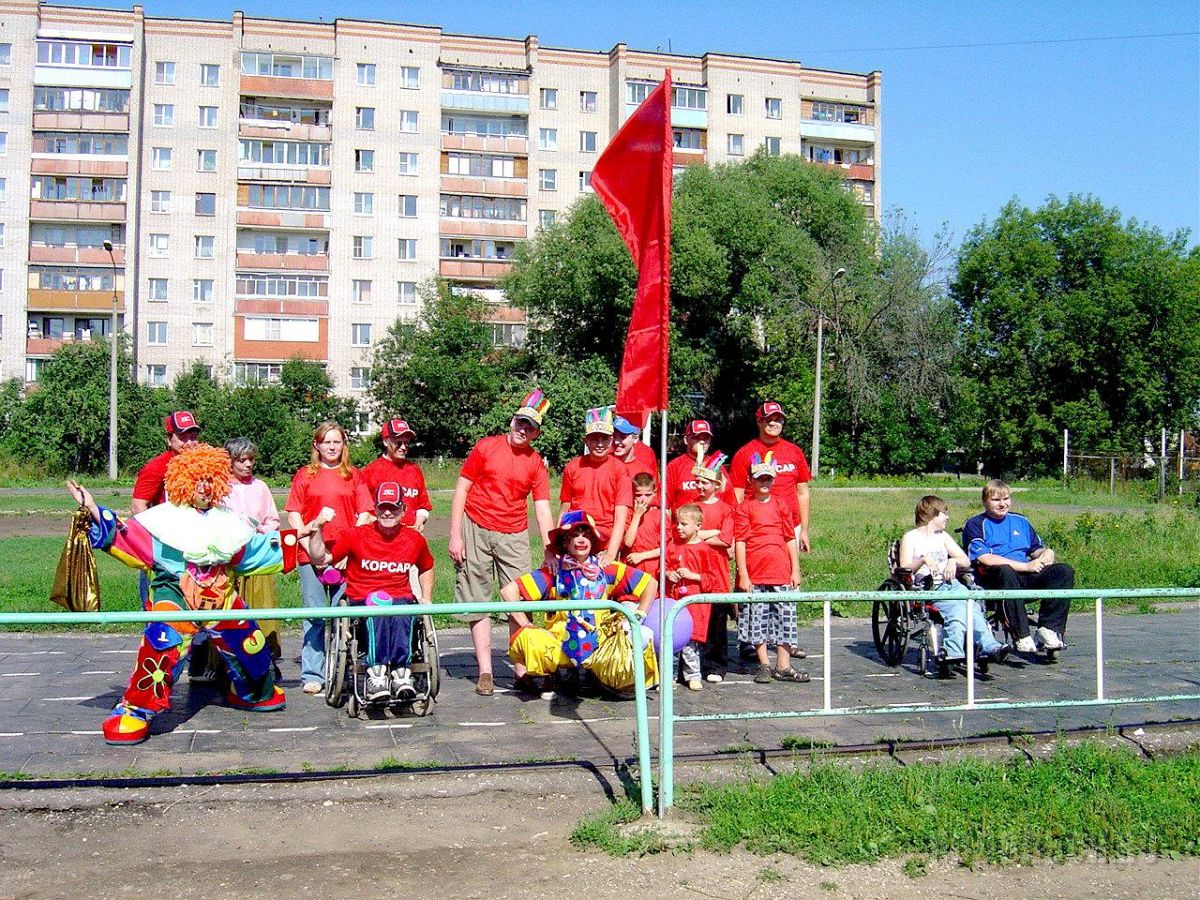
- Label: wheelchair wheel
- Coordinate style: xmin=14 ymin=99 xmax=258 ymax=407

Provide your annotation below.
xmin=409 ymin=615 xmax=440 ymax=717
xmin=872 ymin=581 xmax=910 ymax=666
xmin=324 ymin=601 xmax=349 ymax=709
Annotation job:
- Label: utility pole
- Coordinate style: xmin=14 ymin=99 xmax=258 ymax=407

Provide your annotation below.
xmin=810 ymin=266 xmax=845 ymax=480
xmin=103 ymin=239 xmax=119 ymax=480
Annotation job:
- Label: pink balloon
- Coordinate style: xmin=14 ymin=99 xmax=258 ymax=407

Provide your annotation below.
xmin=643 ymin=598 xmax=694 ymax=654
xmin=318 ymin=567 xmax=344 ymax=586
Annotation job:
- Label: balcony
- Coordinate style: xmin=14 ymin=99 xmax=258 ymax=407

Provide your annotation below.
xmin=848 ymin=163 xmax=875 ymax=181
xmin=438 ymin=219 xmax=527 ymax=239
xmin=441 ymin=91 xmax=530 ymax=115
xmin=26 ymin=333 xmax=112 ymax=356
xmin=31 ymin=158 xmax=128 ymax=177
xmin=235 ymin=252 xmax=328 ymax=272
xmin=29 ymin=200 xmax=126 ymax=223
xmin=32 ymin=111 xmax=129 ymax=132
xmin=439 ymin=259 xmax=514 ymax=281
xmin=236 ymin=165 xmax=331 ymax=185
xmin=234 ymin=298 xmax=328 ymax=317
xmin=27 ymin=288 xmax=124 ymax=312
xmin=233 ymin=315 xmax=328 ymax=362
xmin=439 ymin=175 xmax=527 ymax=197
xmin=29 ymin=244 xmax=126 ymax=265
xmin=441 ymin=133 xmax=528 ymax=155
xmin=239 ymin=75 xmax=334 ymax=102
xmin=236 ymin=209 xmax=329 ymax=230
xmin=802 ymin=119 xmax=876 ymax=145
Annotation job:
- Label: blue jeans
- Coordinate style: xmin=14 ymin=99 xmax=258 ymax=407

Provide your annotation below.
xmin=299 ymin=564 xmax=345 ymax=686
xmin=932 ymin=582 xmax=1003 ymax=659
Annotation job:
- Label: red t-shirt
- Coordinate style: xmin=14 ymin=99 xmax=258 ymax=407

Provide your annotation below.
xmin=729 ymin=438 xmax=811 ymax=520
xmin=285 ymin=465 xmax=367 ymax=564
xmin=328 ymin=524 xmax=434 ymax=602
xmin=358 ymin=457 xmax=432 ymax=527
xmin=734 ymin=495 xmax=796 ymax=586
xmin=623 ymin=503 xmax=665 ymax=578
xmin=559 ymin=453 xmax=633 ymax=542
xmin=698 ymin=497 xmax=735 ymax=548
xmin=666 ymin=539 xmax=725 ymax=640
xmin=665 ymin=453 xmax=736 ymax=511
xmin=620 ymin=441 xmax=659 ymax=485
xmin=461 ymin=434 xmax=551 ymax=535
xmin=132 ymin=450 xmax=174 ymax=507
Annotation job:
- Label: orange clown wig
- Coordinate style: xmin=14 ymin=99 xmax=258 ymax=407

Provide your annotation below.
xmin=164 ymin=443 xmax=233 ymax=507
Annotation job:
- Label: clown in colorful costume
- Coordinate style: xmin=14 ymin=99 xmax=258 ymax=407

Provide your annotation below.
xmin=66 ymin=444 xmax=290 ymax=746
xmin=500 ymin=510 xmax=658 ymax=696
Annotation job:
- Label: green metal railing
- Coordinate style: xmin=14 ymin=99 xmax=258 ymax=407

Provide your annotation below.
xmin=0 ymin=599 xmax=657 ymax=814
xmin=657 ymin=588 xmax=1200 ymax=814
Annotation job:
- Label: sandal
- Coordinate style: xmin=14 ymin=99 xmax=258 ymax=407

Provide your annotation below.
xmin=772 ymin=667 xmax=810 ymax=683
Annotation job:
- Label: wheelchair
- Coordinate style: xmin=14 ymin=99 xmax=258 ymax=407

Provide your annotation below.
xmin=324 ymin=599 xmax=440 ymax=717
xmin=871 ymin=540 xmax=993 ymax=679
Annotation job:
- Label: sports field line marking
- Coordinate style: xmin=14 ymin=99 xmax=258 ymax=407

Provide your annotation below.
xmin=0 ymin=672 xmax=37 ymax=677
xmin=0 ymin=731 xmax=25 ymax=737
xmin=364 ymin=723 xmax=414 ymax=729
xmin=884 ymin=701 xmax=931 ymax=708
xmin=267 ymin=726 xmax=319 ymax=733
xmin=456 ymin=721 xmax=507 ymax=727
xmin=100 ymin=650 xmax=138 ymax=655
xmin=1 ymin=651 xmax=67 ymax=656
xmin=81 ymin=670 xmax=117 ymax=675
xmin=42 ymin=695 xmax=92 ymax=702
xmin=866 ymin=673 xmax=900 ymax=678
xmin=549 ymin=717 xmax=617 ymax=725
xmin=70 ymin=730 xmax=102 ymax=736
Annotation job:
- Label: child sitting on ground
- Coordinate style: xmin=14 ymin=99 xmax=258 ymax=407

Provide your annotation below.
xmin=622 ymin=472 xmax=664 ymax=578
xmin=666 ymin=503 xmax=726 ymax=692
xmin=692 ymin=453 xmax=735 ymax=682
xmin=734 ymin=452 xmax=810 ymax=684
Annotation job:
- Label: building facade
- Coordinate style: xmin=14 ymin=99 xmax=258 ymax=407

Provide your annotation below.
xmin=0 ymin=1 xmax=881 ymax=401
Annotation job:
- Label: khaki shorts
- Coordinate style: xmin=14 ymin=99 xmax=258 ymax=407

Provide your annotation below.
xmin=453 ymin=515 xmax=532 ymax=622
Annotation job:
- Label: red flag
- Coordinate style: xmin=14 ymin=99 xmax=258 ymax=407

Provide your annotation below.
xmin=592 ymin=71 xmax=673 ymax=427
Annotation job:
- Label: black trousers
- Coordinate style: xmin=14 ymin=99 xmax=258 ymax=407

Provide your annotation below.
xmin=977 ymin=563 xmax=1074 ymax=638
xmin=701 ymin=602 xmax=731 ymax=677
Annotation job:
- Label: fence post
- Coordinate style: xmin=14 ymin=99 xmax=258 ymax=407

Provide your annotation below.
xmin=1109 ymin=457 xmax=1116 ymax=495
xmin=1063 ymin=429 xmax=1069 ymax=478
xmin=1095 ymin=596 xmax=1105 ymax=701
xmin=823 ymin=597 xmax=832 ymax=712
xmin=1180 ymin=429 xmax=1186 ymax=496
xmin=1160 ymin=428 xmax=1167 ymax=500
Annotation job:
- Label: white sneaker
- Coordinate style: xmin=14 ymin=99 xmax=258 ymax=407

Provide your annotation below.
xmin=686 ymin=679 xmax=703 ymax=692
xmin=1036 ymin=627 xmax=1065 ymax=651
xmin=365 ymin=665 xmax=390 ymax=701
xmin=1015 ymin=636 xmax=1037 ymax=654
xmin=391 ymin=667 xmax=416 ymax=699
xmin=705 ymin=673 xmax=724 ymax=684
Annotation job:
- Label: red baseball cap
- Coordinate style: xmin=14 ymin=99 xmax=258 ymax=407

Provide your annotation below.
xmin=375 ymin=482 xmax=404 ymax=507
xmin=381 ymin=418 xmax=415 ymax=440
xmin=164 ymin=410 xmax=200 ymax=434
xmin=756 ymin=401 xmax=786 ymax=421
xmin=686 ymin=419 xmax=713 ymax=437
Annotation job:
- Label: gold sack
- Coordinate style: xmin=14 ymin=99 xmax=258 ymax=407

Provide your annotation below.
xmin=49 ymin=507 xmax=100 ymax=612
xmin=582 ymin=611 xmax=658 ymax=694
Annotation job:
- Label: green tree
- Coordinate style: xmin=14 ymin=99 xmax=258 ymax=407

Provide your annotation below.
xmin=952 ymin=195 xmax=1200 ymax=475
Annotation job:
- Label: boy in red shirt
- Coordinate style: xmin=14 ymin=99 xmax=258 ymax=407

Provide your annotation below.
xmin=307 ymin=482 xmax=435 ymax=702
xmin=693 ymin=453 xmax=735 ymax=682
xmin=730 ymin=402 xmax=812 ymax=551
xmin=559 ymin=406 xmax=632 ymax=562
xmin=358 ymin=418 xmax=432 ymax=531
xmin=622 ymin=472 xmax=664 ymax=578
xmin=666 ymin=503 xmax=725 ymax=692
xmin=612 ymin=415 xmax=658 ymax=486
xmin=734 ymin=452 xmax=810 ymax=684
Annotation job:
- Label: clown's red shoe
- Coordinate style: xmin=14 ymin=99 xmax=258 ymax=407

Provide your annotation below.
xmin=102 ymin=706 xmax=151 ymax=745
xmin=226 ymin=685 xmax=286 ymax=712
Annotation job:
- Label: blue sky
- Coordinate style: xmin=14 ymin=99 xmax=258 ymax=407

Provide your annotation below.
xmin=73 ymin=0 xmax=1200 ymax=247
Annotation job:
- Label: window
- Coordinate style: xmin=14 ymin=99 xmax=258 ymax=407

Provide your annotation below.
xmin=351 ymin=279 xmax=372 ymax=303
xmin=580 ymin=90 xmax=597 ymax=112
xmin=154 ymin=61 xmax=175 ymax=84
xmin=353 ymin=192 xmax=374 ymax=215
xmin=579 ymin=131 xmax=597 ymax=153
xmin=246 ymin=184 xmax=330 ymax=211
xmin=148 ymin=278 xmax=168 ymax=301
xmin=539 ymin=88 xmax=557 ymax=110
xmin=765 ymin=136 xmax=781 ymax=156
xmin=0 ymin=132 xmax=5 ymax=155
xmin=672 ymin=86 xmax=707 ymax=110
xmin=0 ymin=177 xmax=6 ymax=203
xmin=491 ymin=323 xmax=527 ymax=348
xmin=148 ymin=233 xmax=169 ymax=256
xmin=147 ymin=321 xmax=167 ymax=345
xmin=195 ymin=193 xmax=216 ymax=216
xmin=27 ymin=358 xmax=48 ymax=384
xmin=351 ymin=323 xmax=372 ymax=346
xmin=193 ymin=279 xmax=213 ymax=302
xmin=441 ymin=114 xmax=527 ymax=138
xmin=37 ymin=41 xmax=131 ymax=69
xmin=673 ymin=128 xmax=702 ymax=150
xmin=400 ymin=67 xmax=419 ymax=89
xmin=439 ymin=194 xmax=526 ymax=221
xmin=357 ymin=63 xmax=376 ymax=86
xmin=0 ymin=89 xmax=8 ymax=114
xmin=34 ymin=87 xmax=129 ymax=113
xmin=194 ymin=235 xmax=214 ymax=258
xmin=397 ymin=239 xmax=417 ymax=260
xmin=579 ymin=170 xmax=592 ymax=191
xmin=727 ymin=93 xmax=743 ymax=115
xmin=627 ymin=81 xmax=653 ymax=105
xmin=539 ymin=169 xmax=556 ymax=191
xmin=237 ymin=273 xmax=327 ymax=298
xmin=446 ymin=153 xmax=513 ymax=177
xmin=398 ymin=152 xmax=419 ymax=175
xmin=33 ymin=132 xmax=128 ymax=155
xmin=449 ymin=70 xmax=525 ymax=93
xmin=727 ymin=133 xmax=744 ymax=156
xmin=152 ymin=147 xmax=172 ymax=169
xmin=0 ymin=43 xmax=10 ymax=65
xmin=238 ymin=139 xmax=330 ymax=167
xmin=765 ymin=97 xmax=782 ymax=119
xmin=192 ymin=322 xmax=213 ymax=346
xmin=350 ymin=367 xmax=371 ymax=390
xmin=352 ymin=235 xmax=373 ymax=259
xmin=355 ymin=149 xmax=374 ymax=172
xmin=153 ymin=103 xmax=174 ymax=126
xmin=538 ymin=128 xmax=557 ymax=151
xmin=243 ymin=316 xmax=319 ymax=341
xmin=399 ymin=110 xmax=419 ymax=133
xmin=397 ymin=281 xmax=417 ymax=305
xmin=198 ymin=106 xmax=218 ymax=128
xmin=804 ymin=144 xmax=871 ymax=165
xmin=146 ymin=364 xmax=167 ymax=387
xmin=200 ymin=64 xmax=220 ymax=86
xmin=440 ymin=238 xmax=515 ymax=260
xmin=240 ymin=52 xmax=332 ymax=80
xmin=235 ymin=362 xmax=283 ymax=385
xmin=398 ymin=194 xmax=417 ymax=217
xmin=197 ymin=149 xmax=217 ymax=172
xmin=355 ymin=107 xmax=375 ymax=130
xmin=150 ymin=190 xmax=171 ymax=213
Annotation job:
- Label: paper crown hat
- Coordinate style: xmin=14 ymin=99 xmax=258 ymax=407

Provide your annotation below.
xmin=749 ymin=451 xmax=778 ymax=479
xmin=514 ymin=389 xmax=550 ymax=427
xmin=692 ymin=451 xmax=728 ymax=483
xmin=584 ymin=406 xmax=614 ymax=436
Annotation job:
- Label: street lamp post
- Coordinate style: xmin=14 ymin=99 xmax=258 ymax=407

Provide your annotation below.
xmin=810 ymin=266 xmax=845 ymax=480
xmin=102 ymin=239 xmax=119 ymax=480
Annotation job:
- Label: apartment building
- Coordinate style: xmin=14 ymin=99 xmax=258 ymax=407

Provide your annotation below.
xmin=0 ymin=1 xmax=882 ymax=403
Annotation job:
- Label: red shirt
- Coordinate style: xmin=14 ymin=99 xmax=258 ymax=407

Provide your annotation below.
xmin=328 ymin=524 xmax=434 ymax=602
xmin=698 ymin=497 xmax=735 ymax=548
xmin=619 ymin=441 xmax=659 ymax=485
xmin=461 ymin=434 xmax=551 ymax=534
xmin=358 ymin=457 xmax=432 ymax=527
xmin=285 ymin=465 xmax=367 ymax=564
xmin=666 ymin=539 xmax=725 ymax=640
xmin=559 ymin=453 xmax=633 ymax=542
xmin=132 ymin=450 xmax=174 ymax=507
xmin=623 ymin=502 xmax=664 ymax=579
xmin=665 ymin=453 xmax=736 ymax=510
xmin=734 ymin=495 xmax=796 ymax=586
xmin=729 ymin=438 xmax=811 ymax=520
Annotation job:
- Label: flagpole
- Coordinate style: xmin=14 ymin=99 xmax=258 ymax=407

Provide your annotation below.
xmin=657 ymin=407 xmax=669 ymax=817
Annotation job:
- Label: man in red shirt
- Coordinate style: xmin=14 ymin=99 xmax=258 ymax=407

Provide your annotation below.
xmin=559 ymin=407 xmax=633 ymax=563
xmin=306 ymin=482 xmax=435 ymax=701
xmin=449 ymin=390 xmax=556 ymax=696
xmin=730 ymin=402 xmax=812 ymax=552
xmin=358 ymin=418 xmax=433 ymax=531
xmin=131 ymin=410 xmax=201 ymax=514
xmin=612 ymin=415 xmax=658 ymax=485
xmin=666 ymin=420 xmax=735 ymax=511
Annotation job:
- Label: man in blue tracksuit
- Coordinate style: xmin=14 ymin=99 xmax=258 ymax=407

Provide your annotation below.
xmin=962 ymin=479 xmax=1073 ymax=654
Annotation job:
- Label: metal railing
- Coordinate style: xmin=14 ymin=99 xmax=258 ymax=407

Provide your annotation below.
xmin=657 ymin=588 xmax=1200 ymax=815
